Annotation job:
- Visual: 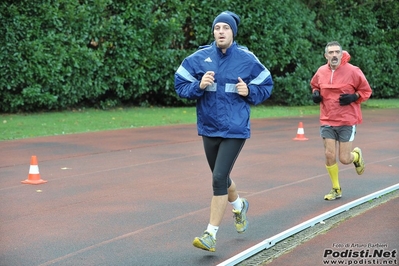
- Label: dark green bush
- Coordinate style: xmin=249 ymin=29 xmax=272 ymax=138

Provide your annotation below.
xmin=0 ymin=0 xmax=397 ymax=112
xmin=306 ymin=0 xmax=399 ymax=100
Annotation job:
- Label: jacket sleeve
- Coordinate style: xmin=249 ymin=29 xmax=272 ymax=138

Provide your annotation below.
xmin=174 ymin=59 xmax=205 ymax=100
xmin=246 ymin=63 xmax=273 ymax=105
xmin=354 ymin=68 xmax=372 ymax=103
xmin=310 ymin=71 xmax=320 ymax=92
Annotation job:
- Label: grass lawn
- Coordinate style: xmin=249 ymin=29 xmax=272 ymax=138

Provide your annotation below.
xmin=1 ymin=99 xmax=398 ymax=141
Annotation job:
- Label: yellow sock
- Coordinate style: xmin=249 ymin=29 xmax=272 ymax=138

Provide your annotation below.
xmin=352 ymin=151 xmax=359 ymax=163
xmin=326 ymin=164 xmax=340 ymax=189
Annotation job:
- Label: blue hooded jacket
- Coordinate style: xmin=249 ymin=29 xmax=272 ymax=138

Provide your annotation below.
xmin=175 ymin=41 xmax=273 ymax=138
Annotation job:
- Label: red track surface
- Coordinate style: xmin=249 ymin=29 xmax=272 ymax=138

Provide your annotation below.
xmin=0 ymin=109 xmax=398 ymax=266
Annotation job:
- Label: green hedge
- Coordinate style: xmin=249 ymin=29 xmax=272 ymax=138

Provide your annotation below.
xmin=1 ymin=0 xmax=398 ymax=112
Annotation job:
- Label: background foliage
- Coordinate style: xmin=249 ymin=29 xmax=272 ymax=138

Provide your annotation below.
xmin=1 ymin=0 xmax=398 ymax=112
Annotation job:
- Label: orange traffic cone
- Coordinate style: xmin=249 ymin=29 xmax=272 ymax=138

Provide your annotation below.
xmin=21 ymin=156 xmax=47 ymax=185
xmin=293 ymin=122 xmax=308 ymax=141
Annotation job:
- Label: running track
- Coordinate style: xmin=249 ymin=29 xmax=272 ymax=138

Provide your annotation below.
xmin=0 ymin=109 xmax=398 ymax=266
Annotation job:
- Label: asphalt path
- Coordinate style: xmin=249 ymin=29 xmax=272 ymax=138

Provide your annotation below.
xmin=0 ymin=108 xmax=398 ymax=266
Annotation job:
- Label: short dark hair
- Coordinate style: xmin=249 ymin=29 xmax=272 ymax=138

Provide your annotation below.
xmin=325 ymin=41 xmax=342 ymax=54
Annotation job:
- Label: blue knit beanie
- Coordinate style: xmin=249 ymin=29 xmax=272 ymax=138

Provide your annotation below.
xmin=212 ymin=11 xmax=240 ymax=37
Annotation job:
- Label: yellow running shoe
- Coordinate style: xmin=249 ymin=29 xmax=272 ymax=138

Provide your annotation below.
xmin=353 ymin=147 xmax=365 ymax=175
xmin=192 ymin=231 xmax=216 ymax=252
xmin=324 ymin=188 xmax=342 ymax=200
xmin=232 ymin=198 xmax=249 ymax=233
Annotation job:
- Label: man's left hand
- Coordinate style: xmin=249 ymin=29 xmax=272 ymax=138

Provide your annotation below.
xmin=339 ymin=93 xmax=358 ymax=106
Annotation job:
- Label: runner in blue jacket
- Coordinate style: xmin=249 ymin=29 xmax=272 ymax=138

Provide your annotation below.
xmin=174 ymin=11 xmax=273 ymax=252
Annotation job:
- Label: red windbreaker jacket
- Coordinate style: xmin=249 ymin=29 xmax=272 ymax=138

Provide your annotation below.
xmin=310 ymin=51 xmax=372 ymax=126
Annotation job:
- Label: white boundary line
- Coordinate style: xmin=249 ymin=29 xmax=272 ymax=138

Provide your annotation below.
xmin=218 ymin=183 xmax=399 ymax=266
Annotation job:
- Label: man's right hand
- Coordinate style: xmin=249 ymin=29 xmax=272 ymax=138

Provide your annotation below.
xmin=200 ymin=71 xmax=215 ymax=89
xmin=312 ymin=90 xmax=322 ymax=103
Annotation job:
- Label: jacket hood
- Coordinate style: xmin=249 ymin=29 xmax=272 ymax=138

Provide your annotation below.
xmin=341 ymin=50 xmax=351 ymax=65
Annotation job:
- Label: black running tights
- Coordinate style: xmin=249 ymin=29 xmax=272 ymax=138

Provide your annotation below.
xmin=202 ymin=136 xmax=246 ymax=196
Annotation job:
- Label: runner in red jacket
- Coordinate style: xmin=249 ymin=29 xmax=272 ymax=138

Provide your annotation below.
xmin=310 ymin=41 xmax=372 ymax=200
